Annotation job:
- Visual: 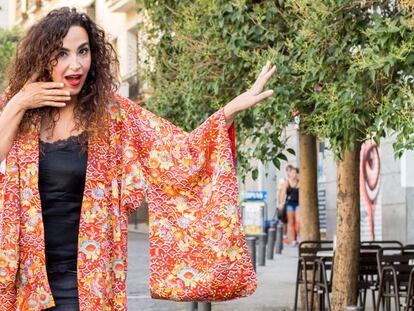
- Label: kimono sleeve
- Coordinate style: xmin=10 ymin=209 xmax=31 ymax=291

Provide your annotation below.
xmin=0 ymin=92 xmax=19 ymax=309
xmin=120 ymin=96 xmax=237 ymax=188
xmin=117 ymin=92 xmax=235 ymax=215
xmin=119 ymin=95 xmax=257 ymax=301
xmin=0 ymin=93 xmax=7 ymax=183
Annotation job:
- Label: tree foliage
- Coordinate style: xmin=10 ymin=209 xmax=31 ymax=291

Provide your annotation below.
xmin=0 ymin=27 xmax=22 ymax=91
xmin=142 ymin=0 xmax=414 ymax=174
xmin=279 ymin=1 xmax=414 ymax=158
xmin=141 ymin=0 xmax=293 ymax=178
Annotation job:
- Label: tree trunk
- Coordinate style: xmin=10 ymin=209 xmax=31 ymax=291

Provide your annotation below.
xmin=298 ymin=131 xmax=320 ymax=311
xmin=299 ymin=131 xmax=320 ymax=241
xmin=331 ymin=144 xmax=361 ymax=310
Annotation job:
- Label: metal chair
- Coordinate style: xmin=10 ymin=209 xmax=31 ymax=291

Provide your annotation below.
xmin=376 ymin=247 xmax=414 ymax=311
xmin=404 ymin=266 xmax=414 ymax=311
xmin=358 ymin=245 xmax=381 ymax=311
xmin=294 ymin=240 xmax=333 ymax=311
xmin=310 ymin=254 xmax=333 ymax=311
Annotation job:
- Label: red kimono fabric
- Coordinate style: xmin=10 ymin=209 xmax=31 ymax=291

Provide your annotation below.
xmin=0 ymin=94 xmax=257 ymax=310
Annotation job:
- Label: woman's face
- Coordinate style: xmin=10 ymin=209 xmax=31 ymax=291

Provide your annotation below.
xmin=290 ymin=169 xmax=298 ymax=179
xmin=50 ymin=25 xmax=91 ymax=96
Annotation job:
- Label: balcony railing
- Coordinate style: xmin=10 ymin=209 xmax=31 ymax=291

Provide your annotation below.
xmin=15 ymin=0 xmax=22 ymax=21
xmin=28 ymin=0 xmax=42 ymax=11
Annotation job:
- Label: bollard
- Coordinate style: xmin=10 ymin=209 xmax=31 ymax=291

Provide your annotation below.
xmin=246 ymin=236 xmax=257 ymax=271
xmin=187 ymin=302 xmax=197 ymax=311
xmin=133 ymin=211 xmax=138 ymax=230
xmin=266 ymin=228 xmax=276 ymax=260
xmin=258 ymin=233 xmax=267 ymax=266
xmin=275 ymin=222 xmax=284 ymax=254
xmin=344 ymin=306 xmax=363 ymax=311
xmin=198 ymin=302 xmax=212 ymax=311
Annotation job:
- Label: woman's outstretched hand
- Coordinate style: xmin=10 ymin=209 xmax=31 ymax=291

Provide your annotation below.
xmin=223 ymin=61 xmax=276 ymax=128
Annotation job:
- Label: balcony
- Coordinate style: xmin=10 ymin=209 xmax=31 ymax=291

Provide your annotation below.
xmin=106 ymin=0 xmax=136 ymax=13
xmin=27 ymin=0 xmax=42 ymax=10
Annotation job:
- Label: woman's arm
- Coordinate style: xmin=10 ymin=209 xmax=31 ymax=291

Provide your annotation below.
xmin=223 ymin=61 xmax=276 ymax=128
xmin=0 ymin=100 xmax=26 ymax=162
xmin=0 ymin=79 xmax=70 ymax=162
xmin=278 ymin=180 xmax=288 ymax=209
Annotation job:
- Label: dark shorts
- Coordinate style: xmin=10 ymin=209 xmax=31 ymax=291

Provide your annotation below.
xmin=45 ymin=271 xmax=79 ymax=311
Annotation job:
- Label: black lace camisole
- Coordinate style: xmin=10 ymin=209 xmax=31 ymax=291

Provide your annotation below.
xmin=38 ymin=132 xmax=88 ymax=273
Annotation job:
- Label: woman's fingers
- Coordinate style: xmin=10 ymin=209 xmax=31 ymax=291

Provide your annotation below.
xmin=255 ymin=90 xmax=274 ymax=103
xmin=43 ymin=95 xmax=71 ymax=102
xmin=264 ymin=65 xmax=277 ymax=80
xmin=41 ymin=82 xmax=65 ymax=89
xmin=44 ymin=89 xmax=71 ymax=96
xmin=42 ymin=101 xmax=67 ymax=108
xmin=251 ymin=63 xmax=276 ymax=94
xmin=258 ymin=65 xmax=276 ymax=87
xmin=258 ymin=61 xmax=271 ymax=77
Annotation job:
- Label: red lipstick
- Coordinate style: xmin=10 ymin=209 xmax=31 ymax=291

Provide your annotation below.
xmin=64 ymin=74 xmax=83 ymax=87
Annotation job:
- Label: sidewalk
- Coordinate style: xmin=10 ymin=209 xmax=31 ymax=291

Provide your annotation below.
xmin=211 ymin=244 xmax=297 ymax=311
xmin=127 ymin=227 xmax=297 ymax=311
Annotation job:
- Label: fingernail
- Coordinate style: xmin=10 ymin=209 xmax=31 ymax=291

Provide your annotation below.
xmin=60 ymin=83 xmax=64 ymax=87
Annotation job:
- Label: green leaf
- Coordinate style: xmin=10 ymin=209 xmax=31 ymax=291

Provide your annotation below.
xmin=287 ymin=148 xmax=296 ymax=155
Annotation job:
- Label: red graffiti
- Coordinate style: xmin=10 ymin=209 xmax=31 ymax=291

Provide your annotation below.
xmin=360 ymin=140 xmax=381 ymax=240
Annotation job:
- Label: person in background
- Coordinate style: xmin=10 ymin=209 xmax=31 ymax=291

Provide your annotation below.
xmin=278 ymin=164 xmax=300 ymax=245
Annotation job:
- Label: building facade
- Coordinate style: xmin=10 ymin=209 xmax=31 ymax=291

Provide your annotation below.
xmin=0 ymin=0 xmax=9 ymax=29
xmin=245 ymin=126 xmax=414 ymax=244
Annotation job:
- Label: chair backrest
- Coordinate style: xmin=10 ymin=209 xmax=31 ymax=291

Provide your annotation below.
xmin=298 ymin=240 xmax=334 ymax=257
xmin=297 ymin=241 xmax=334 ymax=276
xmin=361 ymin=240 xmax=403 ymax=248
xmin=377 ymin=247 xmax=414 ymax=284
xmin=403 ymin=244 xmax=414 ymax=254
xmin=359 ymin=245 xmax=381 ymax=279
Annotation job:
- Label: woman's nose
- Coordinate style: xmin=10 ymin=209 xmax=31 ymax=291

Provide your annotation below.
xmin=69 ymin=57 xmax=82 ymax=71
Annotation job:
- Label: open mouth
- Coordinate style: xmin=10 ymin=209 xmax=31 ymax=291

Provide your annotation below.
xmin=64 ymin=74 xmax=83 ymax=86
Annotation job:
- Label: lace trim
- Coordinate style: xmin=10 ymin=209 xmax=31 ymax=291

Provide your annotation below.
xmin=40 ymin=131 xmax=88 ymax=153
xmin=40 ymin=131 xmax=87 ymax=146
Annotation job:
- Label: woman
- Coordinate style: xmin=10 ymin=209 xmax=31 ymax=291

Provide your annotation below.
xmin=0 ymin=7 xmax=276 ymax=311
xmin=278 ymin=164 xmax=300 ymax=245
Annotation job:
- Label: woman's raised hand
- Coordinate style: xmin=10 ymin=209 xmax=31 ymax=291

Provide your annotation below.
xmin=8 ymin=73 xmax=70 ymax=112
xmin=223 ymin=61 xmax=276 ymax=126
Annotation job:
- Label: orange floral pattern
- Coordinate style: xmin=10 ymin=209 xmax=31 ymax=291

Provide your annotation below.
xmin=0 ymin=94 xmax=257 ymax=310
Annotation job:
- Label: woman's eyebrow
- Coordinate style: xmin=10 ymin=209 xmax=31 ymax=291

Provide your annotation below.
xmin=60 ymin=42 xmax=90 ymax=52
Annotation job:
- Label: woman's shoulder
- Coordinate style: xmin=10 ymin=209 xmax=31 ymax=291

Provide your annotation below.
xmin=279 ymin=179 xmax=288 ymax=189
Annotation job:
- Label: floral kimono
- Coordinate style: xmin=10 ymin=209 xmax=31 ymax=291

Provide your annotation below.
xmin=0 ymin=94 xmax=257 ymax=310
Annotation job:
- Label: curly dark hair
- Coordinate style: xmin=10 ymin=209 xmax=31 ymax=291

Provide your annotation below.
xmin=4 ymin=7 xmax=120 ymax=137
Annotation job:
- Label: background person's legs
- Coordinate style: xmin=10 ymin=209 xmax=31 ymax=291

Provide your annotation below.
xmin=286 ymin=204 xmax=299 ymax=244
xmin=295 ymin=208 xmax=300 ymax=241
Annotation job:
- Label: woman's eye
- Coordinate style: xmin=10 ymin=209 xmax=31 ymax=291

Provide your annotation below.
xmin=58 ymin=51 xmax=66 ymax=58
xmin=80 ymin=48 xmax=89 ymax=55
